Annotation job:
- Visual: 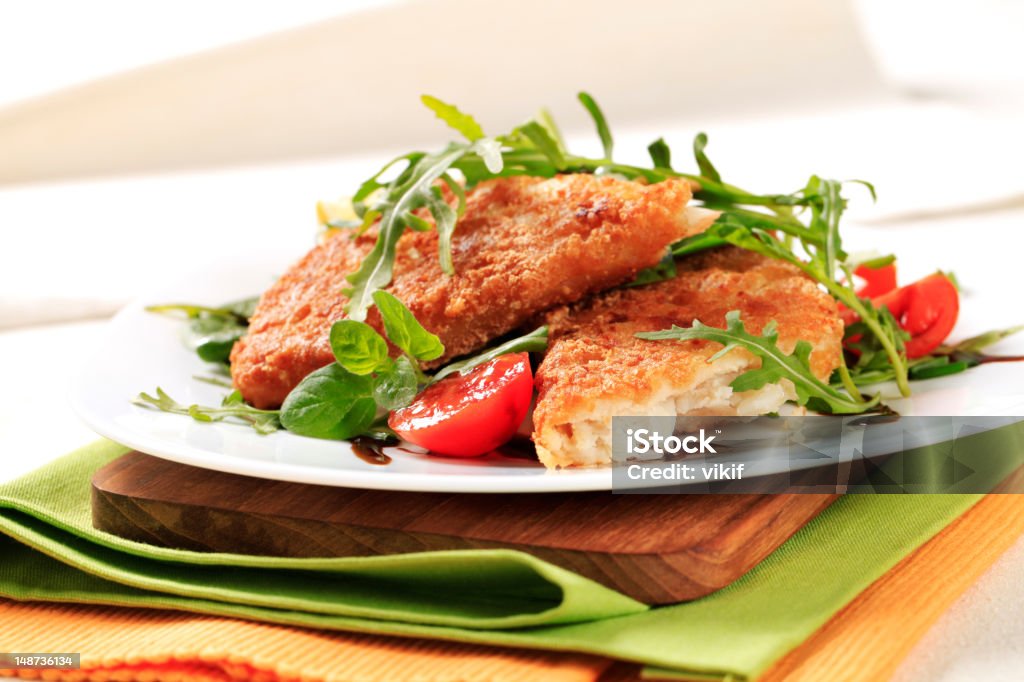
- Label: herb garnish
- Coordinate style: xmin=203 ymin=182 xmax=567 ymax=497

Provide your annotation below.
xmin=278 ymin=293 xmax=445 ymax=438
xmin=842 ymin=323 xmax=1024 ymax=386
xmin=340 ymin=93 xmax=910 ymax=409
xmin=432 ymin=327 xmax=549 ymax=383
xmin=341 ymin=93 xmax=832 ymax=320
xmin=637 ymin=312 xmax=877 ymax=414
xmin=134 ymin=387 xmax=281 ymax=435
xmin=146 ymin=297 xmax=258 ymax=365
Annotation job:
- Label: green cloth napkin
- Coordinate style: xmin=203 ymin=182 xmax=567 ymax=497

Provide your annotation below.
xmin=0 ymin=441 xmax=984 ymax=680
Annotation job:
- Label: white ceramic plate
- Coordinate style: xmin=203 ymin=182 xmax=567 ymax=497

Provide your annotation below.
xmin=70 ymin=256 xmax=1024 ymax=493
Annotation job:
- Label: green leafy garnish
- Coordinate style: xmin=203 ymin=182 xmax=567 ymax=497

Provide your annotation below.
xmin=372 ymin=355 xmax=419 ymax=410
xmin=420 ymin=95 xmax=485 ymax=141
xmin=514 ymin=120 xmax=569 ymax=170
xmin=943 ymin=325 xmax=1024 ymax=354
xmin=636 ymin=311 xmax=877 ymax=414
xmin=329 ymin=320 xmax=390 ymax=375
xmin=848 ymin=252 xmax=896 ymax=269
xmin=432 ymin=327 xmax=548 ymax=382
xmin=279 ymin=364 xmax=376 ymax=439
xmin=275 ymin=294 xmax=446 ymax=439
xmin=907 ymin=356 xmax=970 ymax=380
xmin=844 ymin=324 xmax=1024 ymax=386
xmin=692 ymin=133 xmax=721 ymax=184
xmin=577 ymin=92 xmax=614 ymax=160
xmin=669 ymin=165 xmax=909 ymax=399
xmin=647 ymin=138 xmax=672 ymax=170
xmin=343 ymin=91 xmax=858 ymax=325
xmin=146 ymin=297 xmax=258 ymax=365
xmin=134 ymin=387 xmax=281 ymax=435
xmin=372 ymin=290 xmax=445 ymax=362
xmin=345 ymin=144 xmax=478 ymax=319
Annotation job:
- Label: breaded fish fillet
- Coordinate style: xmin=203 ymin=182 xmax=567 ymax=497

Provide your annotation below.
xmin=532 ymin=248 xmax=844 ymax=468
xmin=232 ymin=174 xmax=717 ymax=408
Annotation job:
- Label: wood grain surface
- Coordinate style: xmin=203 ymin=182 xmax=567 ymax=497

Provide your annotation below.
xmin=92 ymin=452 xmax=837 ymax=604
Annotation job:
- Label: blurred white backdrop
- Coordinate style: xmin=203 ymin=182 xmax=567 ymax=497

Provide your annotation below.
xmin=0 ymin=0 xmax=883 ymax=183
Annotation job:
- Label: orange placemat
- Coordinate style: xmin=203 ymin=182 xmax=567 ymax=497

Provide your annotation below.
xmin=2 ymin=491 xmax=1021 ymax=682
xmin=759 ymin=491 xmax=1024 ymax=682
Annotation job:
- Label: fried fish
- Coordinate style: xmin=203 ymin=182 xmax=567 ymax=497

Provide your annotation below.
xmin=531 ymin=248 xmax=844 ymax=468
xmin=231 ymin=174 xmax=717 ymax=408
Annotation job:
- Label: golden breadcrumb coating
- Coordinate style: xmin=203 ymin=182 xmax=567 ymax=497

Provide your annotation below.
xmin=231 ymin=174 xmax=713 ymax=408
xmin=532 ymin=248 xmax=845 ymax=468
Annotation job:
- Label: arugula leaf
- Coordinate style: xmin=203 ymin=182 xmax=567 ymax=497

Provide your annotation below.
xmin=420 ymin=95 xmax=485 ymax=141
xmin=343 ymin=93 xmax=838 ymax=319
xmin=372 ymin=290 xmax=444 ymax=362
xmin=848 ymin=252 xmax=896 ymax=269
xmin=372 ymin=355 xmax=419 ymax=410
xmin=279 ymin=364 xmax=376 ymax=439
xmin=908 ymin=356 xmax=970 ymax=380
xmin=577 ymin=91 xmax=614 ymax=160
xmin=145 ymin=303 xmax=243 ymax=320
xmin=944 ymin=325 xmax=1024 ymax=353
xmin=432 ymin=327 xmax=548 ymax=382
xmin=329 ymin=320 xmax=390 ymax=375
xmin=222 ymin=296 xmax=259 ymax=319
xmin=647 ymin=138 xmax=672 ymax=170
xmin=536 ymin=108 xmax=568 ymax=157
xmin=344 ymin=144 xmax=472 ymax=320
xmin=134 ymin=387 xmax=281 ymax=435
xmin=514 ymin=121 xmax=568 ymax=170
xmin=803 ymin=175 xmax=847 ymax=276
xmin=146 ymin=296 xmax=258 ymax=365
xmin=636 ymin=311 xmax=877 ymax=414
xmin=668 ymin=156 xmax=910 ymax=398
xmin=428 ymin=185 xmax=460 ymax=275
xmin=692 ymin=133 xmax=721 ymax=184
xmin=186 ymin=315 xmax=246 ymax=364
xmin=471 ymin=138 xmax=504 ymax=175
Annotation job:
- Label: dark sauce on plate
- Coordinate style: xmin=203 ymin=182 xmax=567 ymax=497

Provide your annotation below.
xmin=350 ymin=436 xmax=393 ymax=466
xmin=973 ymin=353 xmax=1024 ymax=366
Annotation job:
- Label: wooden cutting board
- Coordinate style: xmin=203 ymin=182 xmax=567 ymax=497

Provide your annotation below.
xmin=91 ymin=451 xmax=836 ymax=604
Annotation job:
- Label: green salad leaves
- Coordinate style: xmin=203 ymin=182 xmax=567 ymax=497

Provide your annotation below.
xmin=146 ymin=297 xmax=258 ymax=365
xmin=637 ymin=312 xmax=877 ymax=415
xmin=134 ymin=387 xmax=281 ymax=435
xmin=280 ymin=291 xmax=444 ymax=438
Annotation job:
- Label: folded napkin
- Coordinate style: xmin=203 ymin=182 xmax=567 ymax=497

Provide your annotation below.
xmin=0 ymin=440 xmax=1006 ymax=679
xmin=3 ymin=487 xmax=1021 ymax=682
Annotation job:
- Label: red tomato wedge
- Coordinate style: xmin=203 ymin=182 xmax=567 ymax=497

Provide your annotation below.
xmin=854 ymin=262 xmax=897 ymax=298
xmin=879 ymin=273 xmax=959 ymax=358
xmin=842 ymin=272 xmax=959 ymax=359
xmin=388 ymin=353 xmax=534 ymax=457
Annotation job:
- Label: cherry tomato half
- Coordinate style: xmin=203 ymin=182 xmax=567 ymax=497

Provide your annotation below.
xmin=854 ymin=262 xmax=898 ymax=299
xmin=842 ymin=272 xmax=959 ymax=359
xmin=882 ymin=273 xmax=959 ymax=358
xmin=388 ymin=353 xmax=534 ymax=457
